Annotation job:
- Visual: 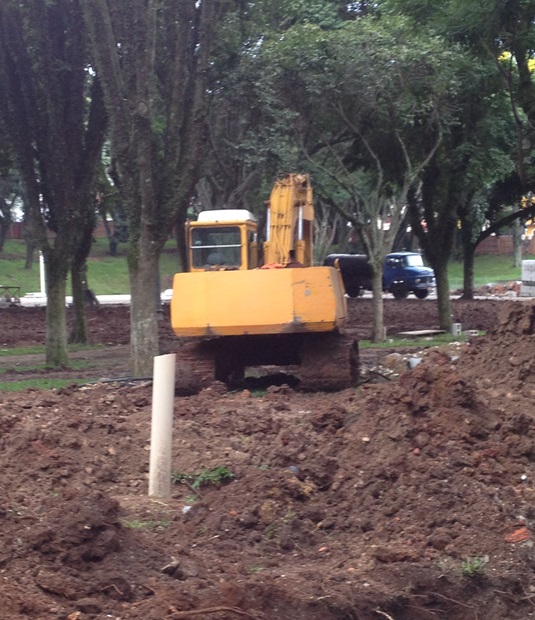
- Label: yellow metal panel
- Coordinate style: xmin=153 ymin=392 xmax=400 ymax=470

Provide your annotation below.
xmin=263 ymin=174 xmax=314 ymax=266
xmin=171 ymin=267 xmax=347 ymax=337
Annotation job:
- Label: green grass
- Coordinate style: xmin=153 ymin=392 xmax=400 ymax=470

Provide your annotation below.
xmin=0 ymin=364 xmax=49 ymax=374
xmin=120 ymin=519 xmax=169 ymax=530
xmin=0 ymin=344 xmax=100 ymax=356
xmin=0 ymin=238 xmax=180 ymax=296
xmin=0 ymin=345 xmax=47 ymax=356
xmin=0 ymin=343 xmax=111 ymax=389
xmin=0 ymin=378 xmax=87 ymax=392
xmin=360 ymin=332 xmax=478 ymax=350
xmin=171 ymin=466 xmax=235 ymax=489
xmin=0 ymin=238 xmax=528 ymax=295
xmin=0 ymin=360 xmax=96 ymax=374
xmin=447 ymin=254 xmax=524 ymax=290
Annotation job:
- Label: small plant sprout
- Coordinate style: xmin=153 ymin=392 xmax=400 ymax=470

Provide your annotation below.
xmin=171 ymin=466 xmax=235 ymax=496
xmin=461 ymin=555 xmax=489 ymax=578
xmin=120 ymin=519 xmax=169 ymax=530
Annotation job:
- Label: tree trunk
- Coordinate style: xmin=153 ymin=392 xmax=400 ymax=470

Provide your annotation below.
xmin=0 ymin=221 xmax=8 ymax=252
xmin=45 ymin=254 xmax=69 ymax=367
xmin=69 ymin=208 xmax=96 ymax=344
xmin=24 ymin=239 xmax=37 ymax=270
xmin=82 ymin=0 xmax=215 ymax=374
xmin=461 ymin=246 xmax=475 ymax=300
xmin=174 ymin=215 xmax=187 ymax=273
xmin=70 ymin=263 xmax=89 ymax=344
xmin=434 ymin=261 xmax=453 ymax=331
xmin=391 ymin=212 xmax=410 ymax=251
xmin=23 ymin=214 xmax=38 ymax=269
xmin=512 ymin=219 xmax=523 ymax=267
xmin=371 ymin=267 xmax=385 ymax=343
xmin=129 ymin=243 xmax=161 ymax=377
xmin=460 ymin=219 xmax=475 ymax=300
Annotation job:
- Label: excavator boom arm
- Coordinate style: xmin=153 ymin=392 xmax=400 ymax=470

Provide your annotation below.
xmin=263 ymin=173 xmax=314 ymax=267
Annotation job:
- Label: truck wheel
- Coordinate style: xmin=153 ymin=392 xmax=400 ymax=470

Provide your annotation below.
xmin=414 ymin=289 xmax=429 ymax=299
xmin=391 ymin=285 xmax=409 ymax=300
xmin=345 ymin=287 xmax=361 ymax=299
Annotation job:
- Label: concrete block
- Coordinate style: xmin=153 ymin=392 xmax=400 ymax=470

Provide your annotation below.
xmin=520 ymin=284 xmax=535 ymax=297
xmin=451 ymin=323 xmax=462 ymax=336
xmin=522 ymin=260 xmax=535 ymax=280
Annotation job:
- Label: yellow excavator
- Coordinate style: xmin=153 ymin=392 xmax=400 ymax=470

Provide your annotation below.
xmin=170 ymin=173 xmax=358 ymax=392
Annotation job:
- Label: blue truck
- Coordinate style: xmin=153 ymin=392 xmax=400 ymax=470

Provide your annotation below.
xmin=323 ymin=251 xmax=435 ymax=299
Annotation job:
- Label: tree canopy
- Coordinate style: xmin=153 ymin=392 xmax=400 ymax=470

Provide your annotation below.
xmin=1 ymin=0 xmax=534 ymax=352
xmin=253 ymin=15 xmax=487 ymax=332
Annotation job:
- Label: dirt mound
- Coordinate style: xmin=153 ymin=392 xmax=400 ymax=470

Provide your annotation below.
xmin=0 ymin=302 xmax=535 ymax=620
xmin=3 ymin=299 xmax=535 ymax=618
xmin=495 ymin=299 xmax=535 ymax=335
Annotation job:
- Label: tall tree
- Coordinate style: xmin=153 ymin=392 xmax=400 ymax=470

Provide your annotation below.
xmin=406 ymin=72 xmax=516 ymax=322
xmin=261 ymin=16 xmax=462 ymax=338
xmin=383 ymin=0 xmax=535 ymax=300
xmin=83 ymin=0 xmax=220 ymax=375
xmin=0 ymin=0 xmax=107 ymax=365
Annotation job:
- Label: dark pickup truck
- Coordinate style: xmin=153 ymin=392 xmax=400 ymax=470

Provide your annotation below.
xmin=324 ymin=252 xmax=435 ymax=299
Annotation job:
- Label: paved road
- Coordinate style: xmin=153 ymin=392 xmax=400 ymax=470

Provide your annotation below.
xmin=12 ymin=287 xmax=530 ymax=307
xmin=17 ymin=290 xmax=174 ymax=308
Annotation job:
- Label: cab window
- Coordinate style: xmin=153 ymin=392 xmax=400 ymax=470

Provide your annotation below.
xmin=191 ymin=226 xmax=242 ymax=268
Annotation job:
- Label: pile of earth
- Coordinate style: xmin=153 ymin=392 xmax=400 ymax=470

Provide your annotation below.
xmin=2 ymin=298 xmax=535 ymax=618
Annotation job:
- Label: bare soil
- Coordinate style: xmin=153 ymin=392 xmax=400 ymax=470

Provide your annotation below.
xmin=3 ymin=297 xmax=535 ymax=619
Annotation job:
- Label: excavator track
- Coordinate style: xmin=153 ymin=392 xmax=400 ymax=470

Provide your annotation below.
xmin=174 ymin=332 xmax=358 ymax=394
xmin=297 ymin=332 xmax=358 ymax=392
xmin=174 ymin=340 xmax=218 ymax=395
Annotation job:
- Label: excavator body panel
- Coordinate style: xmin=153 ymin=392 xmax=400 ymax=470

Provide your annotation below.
xmin=171 ymin=266 xmax=347 ymax=337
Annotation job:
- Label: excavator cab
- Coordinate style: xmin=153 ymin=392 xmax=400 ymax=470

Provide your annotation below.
xmin=187 ymin=210 xmax=258 ymax=271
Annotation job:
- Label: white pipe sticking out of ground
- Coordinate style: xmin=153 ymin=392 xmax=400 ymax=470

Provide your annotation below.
xmin=149 ymin=353 xmax=176 ymax=498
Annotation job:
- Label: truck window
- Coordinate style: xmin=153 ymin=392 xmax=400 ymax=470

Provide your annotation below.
xmin=405 ymin=254 xmax=424 ymax=267
xmin=191 ymin=226 xmax=242 ymax=268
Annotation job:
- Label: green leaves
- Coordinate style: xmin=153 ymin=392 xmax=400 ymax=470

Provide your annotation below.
xmin=172 ymin=466 xmax=235 ymax=490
